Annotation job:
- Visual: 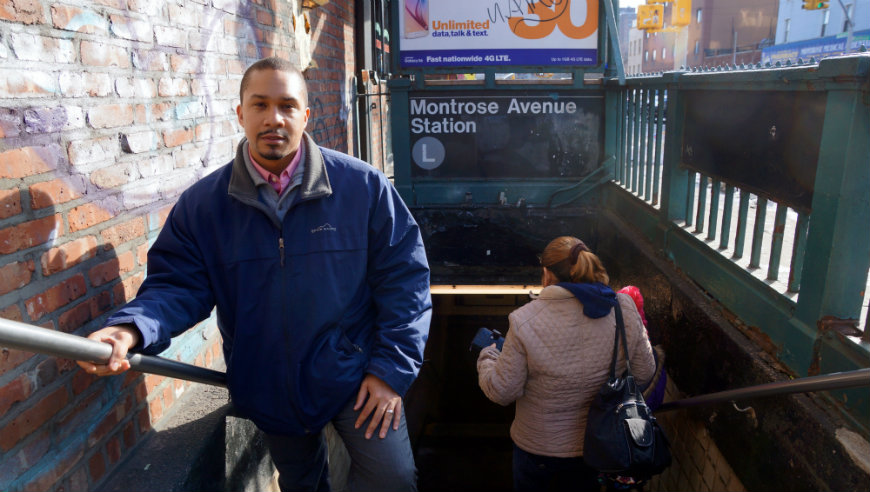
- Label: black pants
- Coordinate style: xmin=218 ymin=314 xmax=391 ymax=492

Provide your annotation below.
xmin=512 ymin=444 xmax=601 ymax=492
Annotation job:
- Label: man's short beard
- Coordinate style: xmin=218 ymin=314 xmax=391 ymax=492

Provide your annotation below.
xmin=260 ymin=149 xmax=286 ymax=161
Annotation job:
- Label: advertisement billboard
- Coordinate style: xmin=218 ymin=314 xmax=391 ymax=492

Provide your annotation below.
xmin=399 ymin=0 xmax=599 ymax=68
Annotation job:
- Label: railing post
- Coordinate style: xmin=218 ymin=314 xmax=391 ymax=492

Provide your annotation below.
xmin=660 ymin=72 xmax=687 ymax=224
xmin=793 ymin=62 xmax=870 ymax=364
xmin=605 ymin=89 xmax=621 ymax=179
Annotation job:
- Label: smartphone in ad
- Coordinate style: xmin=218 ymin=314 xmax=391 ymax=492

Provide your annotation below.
xmin=404 ymin=0 xmax=429 ymax=38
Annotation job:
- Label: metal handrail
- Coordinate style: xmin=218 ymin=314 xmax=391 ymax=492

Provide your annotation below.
xmin=0 ymin=317 xmax=226 ymax=387
xmin=656 ymin=368 xmax=870 ymax=413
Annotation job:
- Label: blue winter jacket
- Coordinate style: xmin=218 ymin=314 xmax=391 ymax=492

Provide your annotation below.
xmin=105 ymin=134 xmax=432 ymax=435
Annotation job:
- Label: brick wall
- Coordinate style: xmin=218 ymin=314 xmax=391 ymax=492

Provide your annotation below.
xmin=0 ymin=0 xmax=357 ymax=490
xmin=648 ymin=376 xmax=747 ymax=492
xmin=304 ymin=0 xmax=355 ymax=155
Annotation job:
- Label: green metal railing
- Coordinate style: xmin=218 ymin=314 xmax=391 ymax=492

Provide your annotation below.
xmin=606 ymin=54 xmax=870 ymax=426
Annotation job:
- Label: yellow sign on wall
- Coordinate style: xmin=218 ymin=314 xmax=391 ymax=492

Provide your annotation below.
xmin=638 ymin=4 xmax=664 ymax=31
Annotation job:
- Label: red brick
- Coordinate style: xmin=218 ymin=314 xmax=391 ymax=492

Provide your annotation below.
xmin=113 ymin=272 xmax=144 ymax=303
xmin=148 ymin=395 xmax=163 ymax=422
xmin=0 ymin=260 xmax=35 ymax=296
xmin=118 ymin=250 xmax=135 ymax=272
xmin=58 ymin=292 xmax=111 ymax=334
xmin=72 ymin=368 xmax=96 ymax=395
xmin=88 ymin=104 xmax=134 ymax=129
xmin=0 ymin=147 xmax=57 ymax=179
xmin=133 ymin=104 xmax=148 ymax=124
xmin=66 ymin=466 xmax=89 ymax=492
xmin=57 ymin=357 xmax=77 ymax=376
xmin=0 ymin=386 xmax=68 ymax=452
xmin=80 ymin=40 xmax=130 ymax=68
xmin=93 ymin=289 xmax=113 ymax=315
xmin=162 ymin=127 xmax=193 ymax=147
xmin=162 ymin=383 xmax=174 ymax=410
xmin=100 ymin=217 xmax=145 ymax=251
xmin=23 ymin=439 xmax=84 ymax=492
xmin=34 ymin=357 xmax=59 ymax=389
xmin=0 ymin=350 xmax=32 ymax=385
xmin=0 ymin=374 xmax=33 ymax=418
xmin=88 ymin=451 xmax=106 ymax=482
xmin=88 ymin=397 xmax=128 ymax=447
xmin=29 ymin=179 xmax=83 ymax=209
xmin=122 ymin=420 xmax=135 ymax=449
xmin=0 ymin=429 xmax=50 ymax=487
xmin=151 ymin=102 xmax=173 ymax=121
xmin=0 ymin=304 xmax=23 ymax=322
xmin=57 ymin=299 xmax=94 ymax=333
xmin=90 ymin=163 xmax=134 ymax=189
xmin=0 ymin=188 xmax=22 ymax=219
xmin=41 ymin=236 xmax=97 ymax=275
xmin=137 ymin=406 xmax=152 ymax=434
xmin=88 ymin=254 xmax=134 ymax=287
xmin=150 ymin=205 xmax=173 ymax=231
xmin=0 ymin=0 xmax=43 ymax=24
xmin=0 ymin=214 xmax=63 ymax=254
xmin=106 ymin=436 xmax=122 ymax=464
xmin=68 ymin=203 xmax=113 ymax=232
xmin=143 ymin=374 xmax=164 ymax=393
xmin=24 ymin=274 xmax=87 ymax=321
xmin=51 ymin=5 xmax=104 ymax=34
xmin=136 ymin=242 xmax=148 ymax=266
xmin=257 ymin=8 xmax=274 ymax=26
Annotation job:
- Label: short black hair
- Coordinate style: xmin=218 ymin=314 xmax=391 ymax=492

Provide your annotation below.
xmin=239 ymin=57 xmax=308 ymax=106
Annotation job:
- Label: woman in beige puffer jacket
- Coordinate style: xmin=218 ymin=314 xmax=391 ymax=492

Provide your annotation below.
xmin=477 ymin=236 xmax=655 ymax=492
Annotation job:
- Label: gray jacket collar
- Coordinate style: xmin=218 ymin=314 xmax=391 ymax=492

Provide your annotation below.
xmin=228 ymin=132 xmax=331 ymax=202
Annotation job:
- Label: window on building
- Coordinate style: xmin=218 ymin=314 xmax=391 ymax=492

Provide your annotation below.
xmin=652 ymin=49 xmax=657 ymax=61
xmin=821 ymin=9 xmax=830 ymax=37
xmin=359 ymin=0 xmax=392 ymax=77
xmin=843 ymin=4 xmax=853 ymax=32
xmin=694 ymin=40 xmax=700 ymax=55
xmin=663 ymin=47 xmax=667 ymax=59
xmin=784 ymin=19 xmax=790 ymax=43
xmin=645 ymin=51 xmax=649 ymax=61
xmin=696 ymin=8 xmax=702 ymax=23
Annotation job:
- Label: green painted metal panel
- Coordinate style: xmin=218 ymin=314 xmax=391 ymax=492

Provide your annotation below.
xmin=720 ymin=185 xmax=735 ymax=250
xmin=788 ymin=213 xmax=809 ymax=293
xmin=734 ymin=191 xmax=750 ymax=259
xmin=694 ymin=175 xmax=707 ymax=234
xmin=707 ymin=179 xmax=720 ymax=241
xmin=795 ymin=89 xmax=870 ymax=325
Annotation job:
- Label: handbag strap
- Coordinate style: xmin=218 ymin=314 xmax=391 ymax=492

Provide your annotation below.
xmin=608 ymin=299 xmax=633 ymax=379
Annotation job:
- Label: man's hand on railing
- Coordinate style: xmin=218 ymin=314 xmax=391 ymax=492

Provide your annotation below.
xmin=76 ymin=325 xmax=141 ymax=376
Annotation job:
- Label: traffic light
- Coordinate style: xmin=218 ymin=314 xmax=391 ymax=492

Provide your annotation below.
xmin=802 ymin=0 xmax=829 ymax=9
xmin=637 ymin=4 xmax=664 ymax=30
xmin=672 ymin=0 xmax=691 ymax=26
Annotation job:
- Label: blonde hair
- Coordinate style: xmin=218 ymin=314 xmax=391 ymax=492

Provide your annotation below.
xmin=540 ymin=236 xmax=609 ymax=284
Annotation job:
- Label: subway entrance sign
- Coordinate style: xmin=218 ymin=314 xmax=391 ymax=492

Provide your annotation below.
xmin=408 ymin=91 xmax=603 ymax=179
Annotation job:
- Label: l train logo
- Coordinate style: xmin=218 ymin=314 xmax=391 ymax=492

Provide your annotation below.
xmin=508 ymin=0 xmax=598 ymax=40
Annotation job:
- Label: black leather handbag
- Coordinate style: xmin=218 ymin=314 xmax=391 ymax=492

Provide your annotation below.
xmin=582 ymin=301 xmax=672 ymax=479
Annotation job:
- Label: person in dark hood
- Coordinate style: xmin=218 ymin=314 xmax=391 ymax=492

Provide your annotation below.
xmin=477 ymin=236 xmax=654 ymax=492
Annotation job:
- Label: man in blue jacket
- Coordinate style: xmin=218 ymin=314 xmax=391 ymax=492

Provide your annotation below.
xmin=78 ymin=57 xmax=432 ymax=492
